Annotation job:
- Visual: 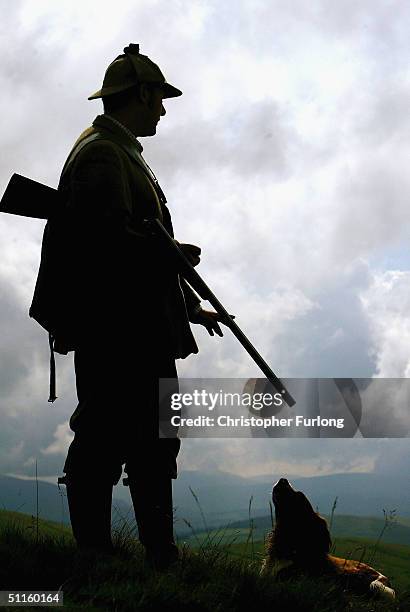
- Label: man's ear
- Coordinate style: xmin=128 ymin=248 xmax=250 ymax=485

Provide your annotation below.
xmin=139 ymin=83 xmax=152 ymax=106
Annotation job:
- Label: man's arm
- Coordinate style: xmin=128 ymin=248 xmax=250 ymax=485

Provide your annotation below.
xmin=180 ymin=267 xmax=234 ymax=337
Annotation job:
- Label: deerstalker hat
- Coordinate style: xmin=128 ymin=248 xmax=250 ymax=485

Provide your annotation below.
xmin=88 ymin=43 xmax=182 ymax=100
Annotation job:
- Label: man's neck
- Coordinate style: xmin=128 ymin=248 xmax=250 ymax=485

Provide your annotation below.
xmin=104 ymin=107 xmax=148 ymax=138
xmin=103 ymin=114 xmax=143 ymax=151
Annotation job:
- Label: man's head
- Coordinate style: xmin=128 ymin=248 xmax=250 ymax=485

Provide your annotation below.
xmin=88 ymin=44 xmax=181 ymax=137
xmin=102 ymin=82 xmax=166 ymax=137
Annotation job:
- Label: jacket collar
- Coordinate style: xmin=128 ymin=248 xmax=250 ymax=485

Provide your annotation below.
xmin=92 ymin=114 xmax=143 ymax=165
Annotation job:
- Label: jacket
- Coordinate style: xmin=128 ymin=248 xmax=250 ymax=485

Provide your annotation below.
xmin=54 ymin=114 xmax=200 ymax=358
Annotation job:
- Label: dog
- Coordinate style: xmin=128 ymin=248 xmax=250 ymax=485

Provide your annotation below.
xmin=261 ymin=478 xmax=395 ymax=600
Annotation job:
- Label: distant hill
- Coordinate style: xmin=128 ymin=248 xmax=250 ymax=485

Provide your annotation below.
xmin=170 ymin=470 xmax=410 ymax=532
xmin=0 ymin=474 xmax=131 ymax=526
xmin=0 ymin=474 xmax=68 ymax=524
xmin=1 ymin=469 xmax=409 ymax=537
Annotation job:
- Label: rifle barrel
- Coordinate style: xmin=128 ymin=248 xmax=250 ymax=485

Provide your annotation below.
xmin=150 ymin=218 xmax=295 ymax=408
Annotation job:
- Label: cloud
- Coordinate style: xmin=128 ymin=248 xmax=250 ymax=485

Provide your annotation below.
xmin=0 ymin=265 xmax=76 ymax=477
xmin=361 ymin=271 xmax=410 ymax=377
xmin=149 ymin=99 xmax=293 ymax=181
xmin=178 ymin=438 xmax=379 ymax=478
xmin=373 ymin=438 xmax=410 ymax=474
xmin=0 ymin=0 xmax=409 ymax=481
xmin=41 ymin=421 xmax=73 ymax=456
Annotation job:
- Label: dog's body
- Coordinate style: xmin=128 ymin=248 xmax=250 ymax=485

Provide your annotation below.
xmin=261 ymin=478 xmax=395 ymax=600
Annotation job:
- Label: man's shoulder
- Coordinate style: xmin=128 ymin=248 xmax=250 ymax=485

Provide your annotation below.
xmin=64 ymin=124 xmax=127 ymax=173
xmin=72 ymin=124 xmax=123 ymax=155
xmin=66 ymin=115 xmax=147 ymax=174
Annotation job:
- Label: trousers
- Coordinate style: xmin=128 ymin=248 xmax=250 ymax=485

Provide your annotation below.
xmin=62 ymin=333 xmax=180 ymax=556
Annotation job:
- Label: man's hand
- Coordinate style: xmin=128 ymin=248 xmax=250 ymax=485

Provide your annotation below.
xmin=177 ymin=242 xmax=201 ymax=267
xmin=191 ymin=308 xmax=235 ymax=337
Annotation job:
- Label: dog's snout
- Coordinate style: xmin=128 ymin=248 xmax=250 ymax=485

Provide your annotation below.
xmin=274 ymin=478 xmax=290 ymax=490
xmin=272 ymin=478 xmax=292 ymax=503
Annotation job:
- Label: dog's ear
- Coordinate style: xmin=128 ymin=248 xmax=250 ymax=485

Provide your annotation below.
xmin=314 ymin=515 xmax=332 ymax=554
xmin=293 ymin=494 xmax=331 ymax=557
xmin=293 ymin=492 xmax=331 ymax=550
xmin=295 ymin=491 xmax=316 ymax=518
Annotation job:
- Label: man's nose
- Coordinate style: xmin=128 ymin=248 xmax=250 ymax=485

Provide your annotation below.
xmin=161 ymin=104 xmax=166 ymax=116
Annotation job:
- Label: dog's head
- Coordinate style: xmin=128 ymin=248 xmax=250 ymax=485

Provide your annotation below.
xmin=267 ymin=478 xmax=331 ymax=561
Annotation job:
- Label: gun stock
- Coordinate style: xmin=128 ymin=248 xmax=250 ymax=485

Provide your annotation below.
xmin=0 ymin=173 xmax=63 ymax=219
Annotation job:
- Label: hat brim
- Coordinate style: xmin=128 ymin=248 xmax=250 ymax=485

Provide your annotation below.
xmin=88 ymin=80 xmax=138 ymax=100
xmin=88 ymin=91 xmax=102 ymax=100
xmin=88 ymin=81 xmax=182 ymax=101
xmin=160 ymin=82 xmax=182 ymax=98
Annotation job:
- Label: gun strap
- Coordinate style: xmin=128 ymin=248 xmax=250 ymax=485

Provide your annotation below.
xmin=48 ymin=333 xmax=57 ymax=402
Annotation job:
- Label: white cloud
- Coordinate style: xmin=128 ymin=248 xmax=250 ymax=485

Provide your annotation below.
xmin=41 ymin=422 xmax=73 ymax=456
xmin=361 ymin=270 xmax=410 ymax=377
xmin=179 ymin=438 xmax=377 ymax=478
xmin=1 ymin=0 xmax=409 ymax=479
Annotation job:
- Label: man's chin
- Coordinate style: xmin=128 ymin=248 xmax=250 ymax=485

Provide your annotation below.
xmin=141 ymin=126 xmax=157 ymax=137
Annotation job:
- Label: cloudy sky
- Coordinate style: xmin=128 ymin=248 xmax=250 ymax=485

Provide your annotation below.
xmin=1 ymin=0 xmax=409 ymax=484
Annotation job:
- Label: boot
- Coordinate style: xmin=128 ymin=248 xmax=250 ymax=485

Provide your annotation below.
xmin=63 ymin=474 xmax=114 ymax=553
xmin=128 ymin=475 xmax=179 ymax=569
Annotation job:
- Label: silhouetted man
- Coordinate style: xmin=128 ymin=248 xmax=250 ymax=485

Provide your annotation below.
xmin=60 ymin=44 xmax=225 ymax=567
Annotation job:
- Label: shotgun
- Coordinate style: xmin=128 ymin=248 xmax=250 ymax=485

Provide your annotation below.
xmin=1 ymin=173 xmax=295 ymax=407
xmin=144 ymin=217 xmax=295 ymax=408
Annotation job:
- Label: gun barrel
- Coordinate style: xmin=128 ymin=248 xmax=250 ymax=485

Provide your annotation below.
xmin=149 ymin=218 xmax=296 ymax=408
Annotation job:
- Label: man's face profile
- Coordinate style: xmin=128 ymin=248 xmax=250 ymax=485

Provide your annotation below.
xmin=149 ymin=86 xmax=166 ymax=131
xmin=137 ymin=84 xmax=166 ymax=136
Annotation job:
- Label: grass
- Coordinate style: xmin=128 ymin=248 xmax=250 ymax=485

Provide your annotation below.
xmin=332 ymin=538 xmax=410 ymax=593
xmin=179 ymin=524 xmax=410 ymax=592
xmin=0 ymin=508 xmax=409 ymax=611
xmin=0 ymin=508 xmax=72 ymax=539
xmin=223 ymin=538 xmax=410 ymax=594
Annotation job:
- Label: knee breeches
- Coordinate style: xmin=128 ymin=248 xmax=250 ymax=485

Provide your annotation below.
xmin=63 ymin=343 xmax=180 ymax=483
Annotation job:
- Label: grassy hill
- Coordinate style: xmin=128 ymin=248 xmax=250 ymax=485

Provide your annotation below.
xmin=0 ymin=509 xmax=409 ymax=611
xmin=0 ymin=508 xmax=71 ymax=538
